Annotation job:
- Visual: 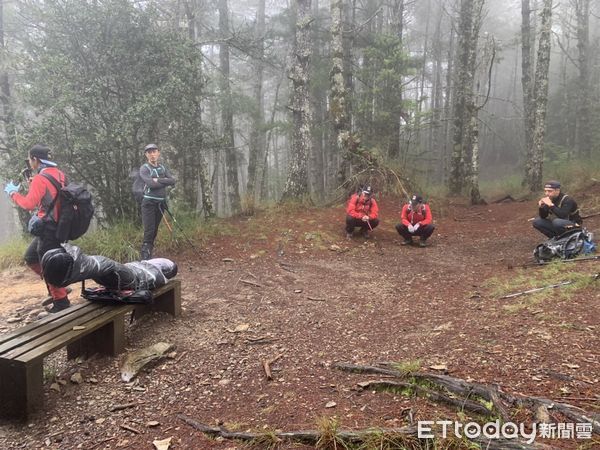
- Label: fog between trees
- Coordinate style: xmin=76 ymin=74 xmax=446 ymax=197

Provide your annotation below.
xmin=0 ymin=0 xmax=598 ymax=223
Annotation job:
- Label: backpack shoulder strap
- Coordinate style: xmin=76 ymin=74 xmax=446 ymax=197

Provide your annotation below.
xmin=558 ymin=194 xmax=568 ymax=208
xmin=40 ymin=171 xmax=63 ymax=212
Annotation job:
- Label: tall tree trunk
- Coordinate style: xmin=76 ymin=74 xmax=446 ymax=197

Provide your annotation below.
xmin=330 ymin=0 xmax=350 ymax=185
xmin=448 ymin=0 xmax=475 ymax=195
xmin=430 ymin=8 xmax=444 ymax=180
xmin=449 ymin=0 xmax=484 ymax=199
xmin=309 ymin=0 xmax=325 ymax=198
xmin=575 ymin=0 xmax=591 ymax=159
xmin=526 ymin=0 xmax=553 ymax=192
xmin=246 ymin=0 xmax=266 ymax=203
xmin=521 ymin=0 xmax=535 ymax=185
xmin=342 ymin=0 xmax=355 ymax=128
xmin=218 ymin=0 xmax=241 ymax=213
xmin=441 ymin=24 xmax=455 ymax=181
xmin=465 ymin=0 xmax=484 ymax=205
xmin=416 ymin=0 xmax=431 ymax=151
xmin=281 ymin=0 xmax=312 ymax=201
xmin=181 ymin=0 xmax=214 ymax=216
xmin=387 ymin=0 xmax=404 ymax=160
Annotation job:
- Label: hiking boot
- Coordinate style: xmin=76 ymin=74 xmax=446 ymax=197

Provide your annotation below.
xmin=41 ymin=287 xmax=72 ymax=307
xmin=46 ymin=298 xmax=70 ymax=314
xmin=419 ymin=239 xmax=428 ymax=248
xmin=140 ymin=243 xmax=153 ymax=260
xmin=401 ymin=238 xmax=412 ymax=246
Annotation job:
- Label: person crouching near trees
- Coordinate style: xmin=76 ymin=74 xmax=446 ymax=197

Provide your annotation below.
xmin=139 ymin=143 xmax=176 ymax=260
xmin=345 ymin=186 xmax=379 ymax=239
xmin=532 ymin=180 xmax=582 ymax=238
xmin=395 ymin=194 xmax=435 ymax=247
xmin=3 ymin=144 xmax=71 ymax=313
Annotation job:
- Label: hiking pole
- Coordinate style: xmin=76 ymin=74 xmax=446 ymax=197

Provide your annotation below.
xmin=160 ymin=210 xmax=181 ymax=247
xmin=367 ymin=219 xmax=373 ymax=231
xmin=159 ymin=203 xmax=204 ymax=260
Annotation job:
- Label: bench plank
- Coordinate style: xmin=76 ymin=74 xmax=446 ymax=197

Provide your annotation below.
xmin=12 ymin=305 xmax=133 ymax=362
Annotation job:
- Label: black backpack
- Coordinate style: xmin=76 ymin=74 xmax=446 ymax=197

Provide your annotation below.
xmin=41 ymin=172 xmax=94 ymax=242
xmin=130 ymin=167 xmax=145 ymax=204
xmin=82 ymin=285 xmax=153 ymax=305
xmin=534 ymin=228 xmax=596 ymax=263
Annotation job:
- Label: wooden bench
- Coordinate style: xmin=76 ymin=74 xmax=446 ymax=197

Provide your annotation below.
xmin=0 ymin=279 xmax=181 ymax=420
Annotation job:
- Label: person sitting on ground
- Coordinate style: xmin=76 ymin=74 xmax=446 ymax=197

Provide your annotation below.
xmin=345 ymin=186 xmax=379 ymax=239
xmin=3 ymin=144 xmax=71 ymax=313
xmin=532 ymin=181 xmax=582 ymax=239
xmin=396 ymin=194 xmax=435 ymax=247
xmin=41 ymin=243 xmax=177 ymax=291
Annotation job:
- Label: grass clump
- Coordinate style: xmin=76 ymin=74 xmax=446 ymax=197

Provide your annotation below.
xmin=316 ymin=416 xmax=347 ymax=450
xmin=484 ymin=261 xmax=597 ymax=312
xmin=392 ymin=359 xmax=422 ymax=377
xmin=0 ymin=236 xmax=28 ymax=270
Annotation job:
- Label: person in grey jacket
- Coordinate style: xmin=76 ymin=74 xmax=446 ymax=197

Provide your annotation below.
xmin=139 ymin=143 xmax=176 ymax=260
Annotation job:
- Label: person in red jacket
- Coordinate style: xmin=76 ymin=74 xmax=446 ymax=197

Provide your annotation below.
xmin=4 ymin=145 xmax=71 ymax=313
xmin=395 ymin=194 xmax=435 ymax=247
xmin=345 ymin=186 xmax=379 ymax=239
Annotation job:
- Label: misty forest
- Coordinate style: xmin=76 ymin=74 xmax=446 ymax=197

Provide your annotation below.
xmin=0 ymin=0 xmax=599 ymax=220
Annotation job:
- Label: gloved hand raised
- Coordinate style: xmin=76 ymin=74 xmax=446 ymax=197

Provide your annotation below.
xmin=413 ymin=223 xmax=420 ymax=232
xmin=4 ymin=181 xmax=20 ymax=197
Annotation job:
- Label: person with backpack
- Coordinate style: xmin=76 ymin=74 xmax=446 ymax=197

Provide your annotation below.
xmin=395 ymin=194 xmax=435 ymax=247
xmin=345 ymin=186 xmax=379 ymax=239
xmin=139 ymin=143 xmax=176 ymax=260
xmin=3 ymin=144 xmax=71 ymax=313
xmin=533 ymin=180 xmax=582 ymax=238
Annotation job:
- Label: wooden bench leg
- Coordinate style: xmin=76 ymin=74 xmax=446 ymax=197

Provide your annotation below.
xmin=66 ymin=314 xmax=126 ymax=360
xmin=135 ymin=280 xmax=182 ymax=319
xmin=154 ymin=280 xmax=181 ymax=317
xmin=0 ymin=358 xmax=43 ymax=420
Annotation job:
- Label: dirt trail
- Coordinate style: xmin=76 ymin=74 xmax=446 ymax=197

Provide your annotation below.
xmin=0 ymin=193 xmax=598 ymax=449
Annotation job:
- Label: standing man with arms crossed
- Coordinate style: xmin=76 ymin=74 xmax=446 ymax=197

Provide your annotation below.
xmin=139 ymin=143 xmax=176 ymax=260
xmin=4 ymin=144 xmax=71 ymax=313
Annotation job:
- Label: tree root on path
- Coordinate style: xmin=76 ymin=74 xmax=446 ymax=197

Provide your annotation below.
xmin=333 ymin=362 xmax=600 ymax=435
xmin=177 ymin=413 xmax=545 ymax=449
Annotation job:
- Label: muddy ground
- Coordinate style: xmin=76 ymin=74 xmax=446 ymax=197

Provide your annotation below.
xmin=0 ymin=189 xmax=598 ymax=449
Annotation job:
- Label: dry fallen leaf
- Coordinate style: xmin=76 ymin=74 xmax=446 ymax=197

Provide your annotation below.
xmin=153 ymin=436 xmax=172 ymax=450
xmin=325 ymin=401 xmax=337 ymax=408
xmin=563 ymin=363 xmax=580 ymax=369
xmin=233 ymin=323 xmax=250 ymax=333
xmin=429 ymin=364 xmax=448 ymax=371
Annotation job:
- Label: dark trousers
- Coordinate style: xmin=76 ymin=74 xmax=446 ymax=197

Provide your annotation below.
xmin=24 ymin=230 xmax=68 ymax=300
xmin=533 ymin=217 xmax=577 ymax=238
xmin=395 ymin=223 xmax=435 ymax=241
xmin=345 ymin=216 xmax=379 ymax=233
xmin=141 ymin=199 xmax=164 ymax=259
